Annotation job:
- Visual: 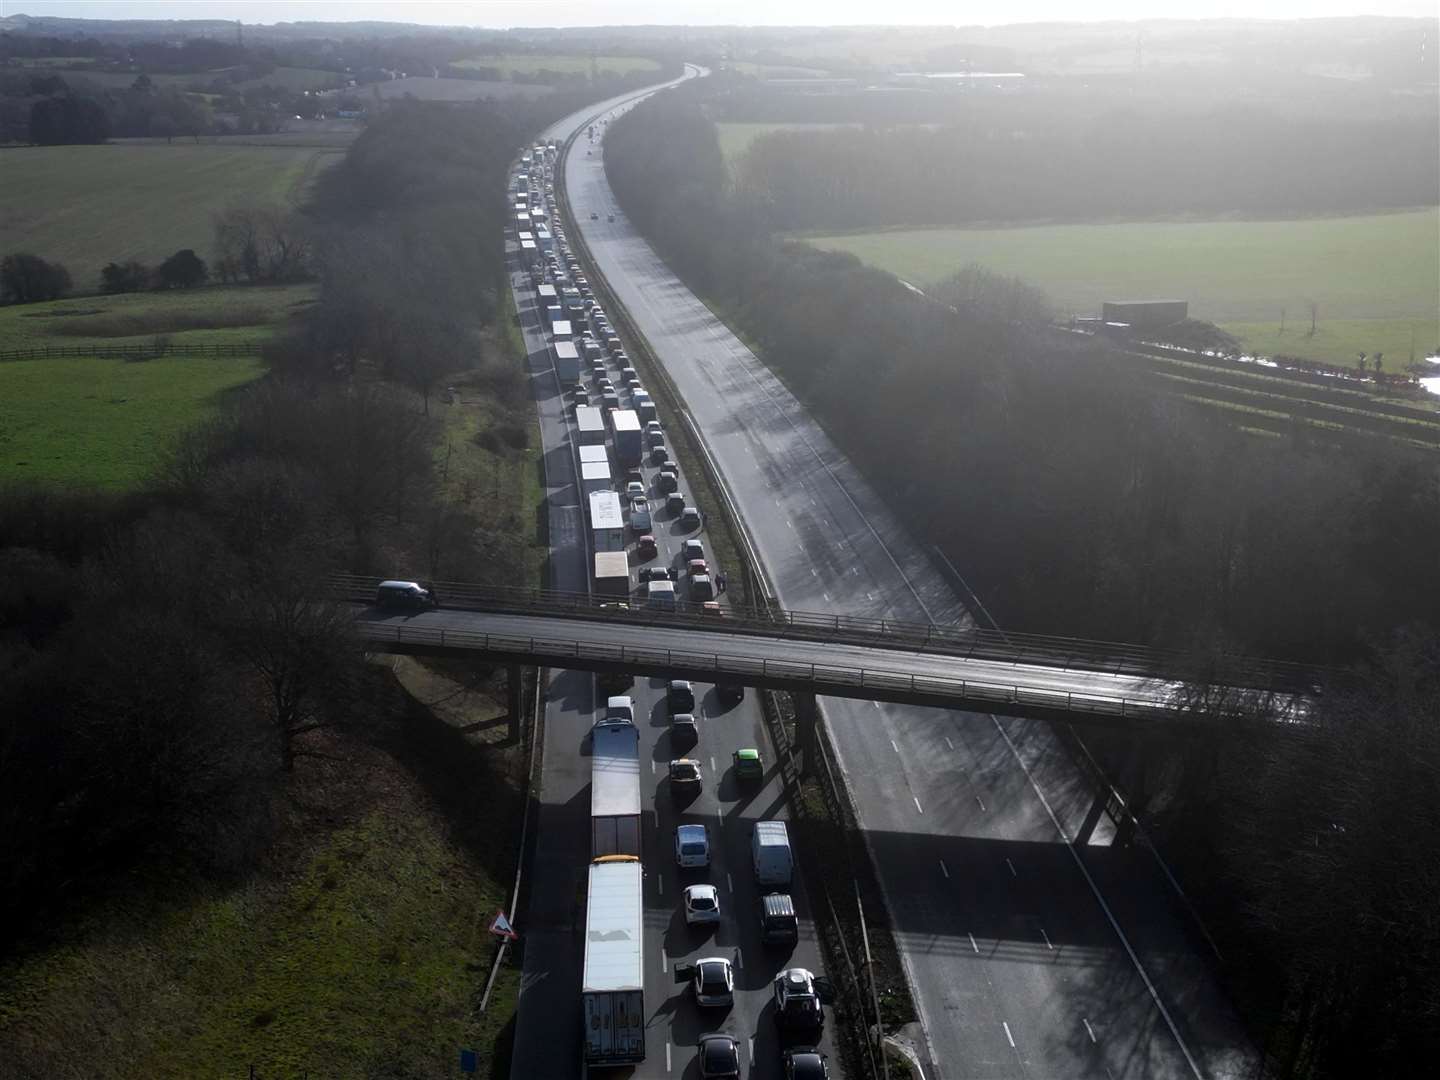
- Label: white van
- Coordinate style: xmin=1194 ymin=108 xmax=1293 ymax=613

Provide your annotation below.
xmin=752 ymin=820 xmax=793 ymax=887
xmin=647 ymin=580 xmax=677 ymax=611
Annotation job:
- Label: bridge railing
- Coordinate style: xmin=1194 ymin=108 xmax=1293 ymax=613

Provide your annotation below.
xmin=351 ymin=619 xmax=1308 ymax=726
xmin=330 ymin=572 xmax=1327 ymax=692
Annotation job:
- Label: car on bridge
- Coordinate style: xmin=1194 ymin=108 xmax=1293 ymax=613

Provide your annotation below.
xmin=375 ymin=580 xmax=438 ymax=611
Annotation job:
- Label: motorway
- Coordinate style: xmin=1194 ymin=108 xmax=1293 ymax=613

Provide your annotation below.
xmin=554 ymin=70 xmax=1260 ymax=1080
xmin=507 ymin=75 xmax=837 ymax=1080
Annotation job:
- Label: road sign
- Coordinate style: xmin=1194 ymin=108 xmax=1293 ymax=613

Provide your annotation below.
xmin=489 ymin=910 xmax=518 ymax=940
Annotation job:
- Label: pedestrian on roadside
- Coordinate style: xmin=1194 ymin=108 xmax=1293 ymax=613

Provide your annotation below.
xmin=717 ymin=571 xmax=727 ymax=594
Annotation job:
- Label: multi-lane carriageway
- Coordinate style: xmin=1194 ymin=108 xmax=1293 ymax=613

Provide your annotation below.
xmin=503 ymin=67 xmax=1267 ymax=1080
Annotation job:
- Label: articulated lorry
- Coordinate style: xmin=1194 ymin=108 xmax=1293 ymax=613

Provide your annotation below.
xmin=582 ymin=856 xmax=645 ymax=1066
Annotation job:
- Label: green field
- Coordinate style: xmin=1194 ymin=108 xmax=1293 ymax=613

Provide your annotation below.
xmin=453 ymin=53 xmax=660 ymax=77
xmin=807 ymin=210 xmax=1440 ymax=367
xmin=0 ymin=353 xmax=263 ymax=490
xmin=0 ymin=142 xmax=343 ymax=282
xmin=0 ymin=285 xmax=316 ymax=490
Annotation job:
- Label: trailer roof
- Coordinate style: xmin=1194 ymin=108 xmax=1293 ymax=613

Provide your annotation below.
xmin=582 ymin=859 xmax=644 ymax=991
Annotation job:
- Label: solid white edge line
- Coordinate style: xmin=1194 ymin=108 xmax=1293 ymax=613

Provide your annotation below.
xmin=939 ymin=859 xmax=949 ymax=879
xmin=914 ymin=796 xmax=924 ymax=814
xmin=666 ymin=1042 xmax=672 ymax=1072
xmin=991 ymin=717 xmax=1206 ymax=1080
xmin=969 ymin=932 xmax=979 ymax=954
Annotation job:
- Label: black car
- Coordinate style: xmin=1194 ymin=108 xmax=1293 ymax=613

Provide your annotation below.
xmin=784 ymin=1049 xmax=830 ymax=1080
xmin=639 ymin=566 xmax=677 ymax=583
xmin=697 ymin=1034 xmax=740 ymax=1079
xmin=668 ymin=679 xmax=695 ymax=713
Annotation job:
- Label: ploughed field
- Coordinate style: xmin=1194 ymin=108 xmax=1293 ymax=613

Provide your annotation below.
xmin=0 ymin=141 xmax=343 ymax=276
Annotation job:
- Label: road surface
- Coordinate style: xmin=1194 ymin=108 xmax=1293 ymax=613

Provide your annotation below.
xmin=506 ymin=73 xmax=837 ymax=1080
xmin=551 ymin=72 xmax=1259 ymax=1080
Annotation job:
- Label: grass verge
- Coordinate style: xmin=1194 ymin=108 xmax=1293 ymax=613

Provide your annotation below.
xmin=0 ymin=666 xmax=526 ymax=1080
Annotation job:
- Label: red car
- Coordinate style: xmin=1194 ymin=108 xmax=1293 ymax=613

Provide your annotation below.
xmin=636 ymin=534 xmax=658 ymax=559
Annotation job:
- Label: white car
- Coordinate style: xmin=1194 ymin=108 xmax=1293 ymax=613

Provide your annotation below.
xmin=675 ymin=823 xmax=710 ymax=868
xmin=630 ymin=497 xmax=652 ymax=532
xmin=683 ymin=884 xmax=720 ymax=926
xmin=692 ymin=956 xmax=734 ymax=1007
xmin=625 ymin=480 xmax=645 ymax=499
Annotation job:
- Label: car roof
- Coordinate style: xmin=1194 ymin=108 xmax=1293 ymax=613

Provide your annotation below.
xmin=736 ymin=748 xmax=761 ymax=761
xmin=677 ymin=823 xmax=706 ymax=840
xmin=686 ymin=883 xmax=718 ymax=898
xmin=672 ymin=713 xmax=696 ymax=723
xmin=378 ymin=580 xmax=424 ymax=590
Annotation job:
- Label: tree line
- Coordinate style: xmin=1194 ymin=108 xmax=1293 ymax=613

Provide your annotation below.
xmin=604 ymin=84 xmax=1440 ymax=1075
xmin=0 ymin=88 xmax=597 ymax=944
xmin=731 ymin=109 xmax=1439 ymax=231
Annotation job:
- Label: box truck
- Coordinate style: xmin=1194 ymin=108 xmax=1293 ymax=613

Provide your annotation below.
xmin=611 ymin=409 xmax=643 ymax=467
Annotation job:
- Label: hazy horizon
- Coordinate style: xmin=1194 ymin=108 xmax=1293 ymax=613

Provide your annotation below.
xmin=3 ymin=0 xmax=1436 ymax=28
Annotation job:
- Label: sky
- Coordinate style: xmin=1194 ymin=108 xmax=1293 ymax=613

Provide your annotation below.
xmin=2 ymin=1 xmax=1436 ymax=28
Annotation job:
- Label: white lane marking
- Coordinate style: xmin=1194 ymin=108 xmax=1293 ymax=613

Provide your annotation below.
xmin=1041 ymin=927 xmax=1054 ymax=951
xmin=748 ymin=1037 xmax=755 ymax=1064
xmin=726 ymin=872 xmax=734 ymax=893
xmin=913 ymin=796 xmax=924 ymax=815
xmin=657 ymin=874 xmax=663 ymax=895
xmin=787 ymin=519 xmax=794 ymax=529
xmin=939 ymin=859 xmax=950 ymax=879
xmin=968 ymin=932 xmax=979 ymax=954
xmin=662 ymin=950 xmax=668 ymax=972
xmin=811 ymin=568 xmax=818 ymax=576
xmin=666 ymin=1042 xmax=672 ymax=1072
xmin=1083 ymin=1018 xmax=1097 ymax=1044
xmin=945 ymin=736 xmax=955 ymax=750
xmin=709 ymin=756 xmax=716 ymax=771
xmin=991 ymin=719 xmax=1206 ymax=1079
xmin=823 ymin=592 xmax=831 ymax=601
xmin=890 ymin=739 xmax=899 ymax=753
xmin=651 ymin=759 xmax=656 ymax=774
xmin=975 ymin=795 xmax=986 ymax=812
xmin=1006 ymin=858 xmax=1017 ymax=877
xmin=734 ymin=949 xmax=743 ymax=970
xmin=1003 ymin=1021 xmax=1016 ymax=1049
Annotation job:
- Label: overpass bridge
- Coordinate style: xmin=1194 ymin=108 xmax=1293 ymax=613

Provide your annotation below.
xmin=335 ymin=575 xmax=1317 ymax=729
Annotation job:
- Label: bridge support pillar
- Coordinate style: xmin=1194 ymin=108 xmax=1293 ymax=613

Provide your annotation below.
xmin=507 ymin=664 xmax=525 ymax=743
xmin=795 ymin=692 xmax=819 ymax=778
